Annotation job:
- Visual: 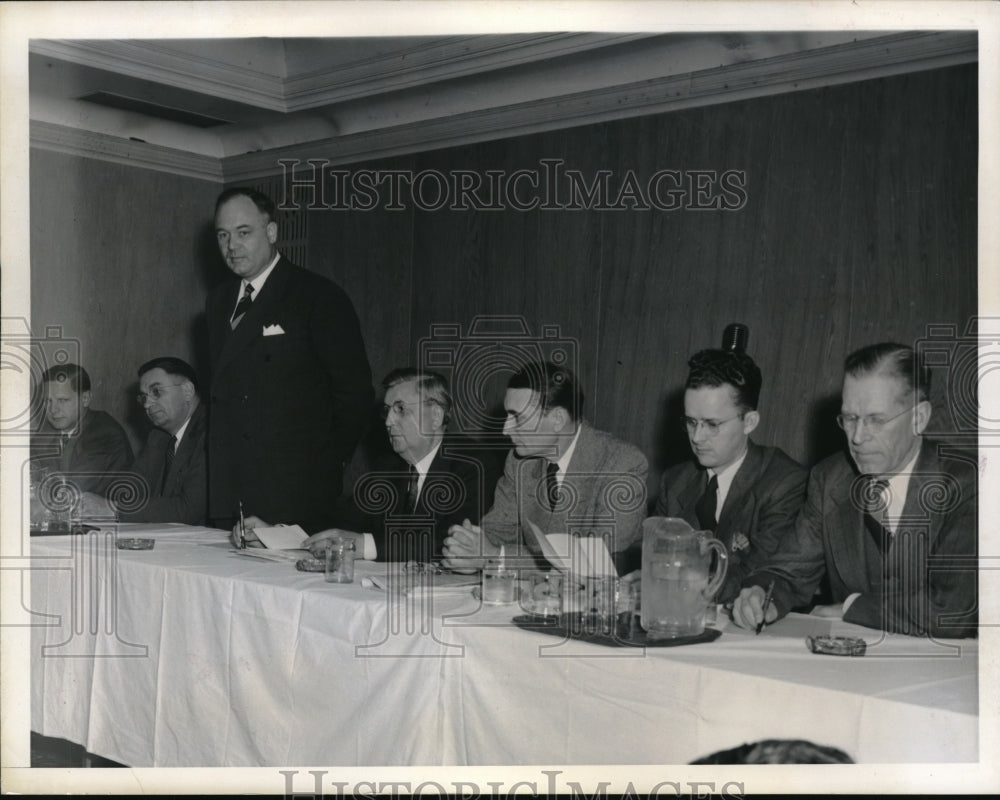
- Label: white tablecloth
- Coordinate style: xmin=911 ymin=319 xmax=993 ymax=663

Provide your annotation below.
xmin=30 ymin=525 xmax=978 ymax=766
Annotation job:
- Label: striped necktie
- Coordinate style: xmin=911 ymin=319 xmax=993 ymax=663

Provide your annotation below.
xmin=230 ymin=284 xmax=254 ymax=329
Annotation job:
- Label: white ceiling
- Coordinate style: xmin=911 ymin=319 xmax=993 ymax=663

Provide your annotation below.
xmin=28 ymin=32 xmax=978 ymax=182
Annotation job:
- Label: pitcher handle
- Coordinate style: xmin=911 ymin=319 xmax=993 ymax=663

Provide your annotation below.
xmin=702 ymin=538 xmax=729 ymax=600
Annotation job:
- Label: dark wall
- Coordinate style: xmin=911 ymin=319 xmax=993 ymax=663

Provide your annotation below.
xmin=30 ymin=150 xmax=223 ymax=449
xmin=29 ymin=64 xmax=977 ymax=493
xmin=305 ymin=64 xmax=977 ymax=496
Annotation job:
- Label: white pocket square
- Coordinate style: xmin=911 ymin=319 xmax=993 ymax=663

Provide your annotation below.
xmin=262 ymin=324 xmax=285 ymax=336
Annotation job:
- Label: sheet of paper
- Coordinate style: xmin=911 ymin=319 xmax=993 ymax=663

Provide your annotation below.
xmin=525 ymin=521 xmax=617 ymax=577
xmin=252 ymin=524 xmax=309 ymax=550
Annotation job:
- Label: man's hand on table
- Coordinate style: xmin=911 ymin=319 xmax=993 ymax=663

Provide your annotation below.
xmin=441 ymin=519 xmax=496 ymax=573
xmin=304 ymin=529 xmax=364 ymax=558
xmin=809 ymin=602 xmax=844 ymax=619
xmin=230 ymin=515 xmax=267 ymax=548
xmin=731 ymin=585 xmax=779 ymax=630
xmin=77 ymin=492 xmax=116 ymax=519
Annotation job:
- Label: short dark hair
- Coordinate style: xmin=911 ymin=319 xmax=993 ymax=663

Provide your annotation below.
xmin=382 ymin=367 xmax=452 ymax=423
xmin=507 ymin=361 xmax=583 ymax=421
xmin=138 ymin=357 xmax=200 ymax=394
xmin=686 ymin=349 xmax=762 ymax=411
xmin=215 ymin=187 xmax=277 ymax=222
xmin=42 ymin=363 xmax=90 ymax=394
xmin=844 ymin=342 xmax=930 ymax=403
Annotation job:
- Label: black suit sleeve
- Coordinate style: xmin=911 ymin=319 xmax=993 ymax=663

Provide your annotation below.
xmin=307 ymin=278 xmax=374 ymax=467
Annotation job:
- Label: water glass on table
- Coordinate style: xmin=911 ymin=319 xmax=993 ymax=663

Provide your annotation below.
xmin=523 ymin=571 xmax=563 ymax=618
xmin=481 ymin=558 xmax=516 ymax=605
xmin=324 ymin=536 xmax=356 ymax=583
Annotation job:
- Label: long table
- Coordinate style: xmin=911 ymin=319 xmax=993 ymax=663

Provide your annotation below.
xmin=30 ymin=524 xmax=978 ymax=766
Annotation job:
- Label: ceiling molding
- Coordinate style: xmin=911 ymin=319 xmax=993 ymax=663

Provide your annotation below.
xmin=282 ymin=33 xmax=656 ymax=110
xmin=28 ymin=31 xmax=977 ymax=185
xmin=31 ymin=120 xmax=224 ymax=182
xmin=29 ymin=39 xmax=287 ymax=111
xmin=223 ymin=31 xmax=977 ymax=182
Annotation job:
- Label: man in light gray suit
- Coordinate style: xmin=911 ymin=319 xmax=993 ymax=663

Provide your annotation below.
xmin=442 ymin=361 xmax=647 ymax=572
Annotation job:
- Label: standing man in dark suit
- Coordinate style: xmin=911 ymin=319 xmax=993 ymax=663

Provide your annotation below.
xmin=441 ymin=361 xmax=648 ymax=571
xmin=280 ymin=368 xmax=502 ymax=562
xmin=32 ymin=363 xmax=133 ymax=497
xmin=654 ymin=349 xmax=807 ymax=602
xmin=207 ymin=188 xmax=373 ymax=532
xmin=81 ymin=357 xmax=208 ymax=524
xmin=732 ymin=343 xmax=977 ymax=638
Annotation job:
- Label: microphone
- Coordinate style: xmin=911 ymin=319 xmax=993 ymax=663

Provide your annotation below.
xmin=721 ymin=323 xmax=749 ymax=353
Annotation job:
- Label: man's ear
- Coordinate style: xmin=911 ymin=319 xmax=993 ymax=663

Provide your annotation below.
xmin=80 ymin=390 xmax=92 ymax=410
xmin=914 ymin=399 xmax=932 ymax=435
xmin=550 ymin=406 xmax=571 ymax=433
xmin=742 ymin=410 xmax=760 ymax=435
xmin=266 ymin=220 xmax=278 ymax=244
xmin=429 ymin=401 xmax=446 ymax=433
xmin=181 ymin=380 xmax=196 ymax=403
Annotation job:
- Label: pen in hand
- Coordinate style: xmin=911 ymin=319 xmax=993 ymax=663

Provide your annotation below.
xmin=756 ymin=580 xmax=775 ymax=635
xmin=239 ymin=500 xmax=247 ymax=550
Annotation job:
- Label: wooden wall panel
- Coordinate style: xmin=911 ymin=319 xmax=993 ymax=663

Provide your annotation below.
xmin=30 ymin=150 xmax=222 ymax=449
xmin=306 ymin=64 xmax=975 ymax=498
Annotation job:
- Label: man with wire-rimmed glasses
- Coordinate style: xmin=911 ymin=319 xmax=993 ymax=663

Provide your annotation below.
xmin=649 ymin=348 xmax=806 ymax=602
xmin=732 ymin=342 xmax=978 ymax=637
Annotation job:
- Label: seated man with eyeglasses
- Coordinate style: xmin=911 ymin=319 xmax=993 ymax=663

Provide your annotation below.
xmin=645 ymin=348 xmax=807 ymax=602
xmin=79 ymin=357 xmax=207 ymax=524
xmin=237 ymin=368 xmax=503 ymax=563
xmin=441 ymin=361 xmax=649 ymax=573
xmin=732 ymin=342 xmax=978 ymax=637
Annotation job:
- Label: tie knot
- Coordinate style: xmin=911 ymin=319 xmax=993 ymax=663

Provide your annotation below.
xmin=861 ymin=476 xmax=890 ymax=513
xmin=243 ymin=284 xmax=254 ymax=298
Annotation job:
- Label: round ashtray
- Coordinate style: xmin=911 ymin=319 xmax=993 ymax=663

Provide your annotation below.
xmin=116 ymin=537 xmax=155 ymax=550
xmin=295 ymin=556 xmax=326 ymax=572
xmin=805 ymin=634 xmax=866 ymax=656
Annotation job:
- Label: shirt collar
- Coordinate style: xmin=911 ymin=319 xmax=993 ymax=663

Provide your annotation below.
xmin=553 ymin=425 xmax=583 ymax=475
xmin=241 ymin=252 xmax=281 ymax=297
xmin=413 ymin=440 xmax=442 ymax=477
xmin=171 ymin=407 xmax=196 ymax=449
xmin=706 ymin=445 xmax=749 ymax=502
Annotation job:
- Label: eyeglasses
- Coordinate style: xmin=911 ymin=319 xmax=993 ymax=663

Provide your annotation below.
xmin=836 ymin=405 xmax=913 ymax=434
xmin=380 ymin=399 xmax=438 ymax=420
xmin=136 ymin=382 xmax=185 ymax=406
xmin=680 ymin=414 xmax=744 ymax=438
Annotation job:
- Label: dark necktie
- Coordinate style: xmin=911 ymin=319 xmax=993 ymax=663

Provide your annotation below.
xmin=545 ymin=462 xmax=560 ymax=511
xmin=862 ymin=477 xmax=891 ymax=555
xmin=695 ymin=473 xmax=719 ymax=531
xmin=406 ymin=465 xmax=419 ymax=513
xmin=230 ymin=284 xmax=254 ymax=329
xmin=161 ymin=436 xmax=177 ymax=494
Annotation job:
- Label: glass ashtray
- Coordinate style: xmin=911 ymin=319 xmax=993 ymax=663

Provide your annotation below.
xmin=116 ymin=537 xmax=155 ymax=550
xmin=295 ymin=556 xmax=326 ymax=572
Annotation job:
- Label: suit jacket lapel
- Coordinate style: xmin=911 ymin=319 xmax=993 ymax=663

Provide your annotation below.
xmin=829 ymin=459 xmax=871 ymax=586
xmin=716 ymin=440 xmax=763 ymax=542
xmin=897 ymin=439 xmax=939 ymax=545
xmin=214 ymin=258 xmax=291 ymax=379
xmin=165 ymin=405 xmax=204 ymax=492
xmin=674 ymin=467 xmax=704 ymax=522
